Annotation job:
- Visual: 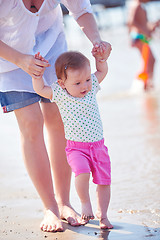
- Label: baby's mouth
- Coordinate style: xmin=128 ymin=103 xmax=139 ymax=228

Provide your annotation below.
xmin=81 ymin=90 xmax=87 ymax=95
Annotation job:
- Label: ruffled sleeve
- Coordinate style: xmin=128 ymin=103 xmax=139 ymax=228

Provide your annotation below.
xmin=0 ymin=0 xmax=16 ymax=18
xmin=51 ymin=82 xmax=59 ymax=102
xmin=61 ymin=0 xmax=92 ymax=20
xmin=92 ymin=74 xmax=101 ymax=93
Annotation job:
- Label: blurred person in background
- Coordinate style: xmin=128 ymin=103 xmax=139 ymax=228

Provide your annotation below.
xmin=128 ymin=0 xmax=160 ymax=91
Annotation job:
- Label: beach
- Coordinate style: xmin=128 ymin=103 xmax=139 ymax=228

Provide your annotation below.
xmin=0 ymin=1 xmax=160 ymax=239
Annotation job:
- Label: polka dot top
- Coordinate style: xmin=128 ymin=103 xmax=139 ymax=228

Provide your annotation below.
xmin=51 ymin=74 xmax=103 ymax=142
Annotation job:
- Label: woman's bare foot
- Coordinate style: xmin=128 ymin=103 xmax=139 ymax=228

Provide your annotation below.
xmin=59 ymin=204 xmax=87 ymax=226
xmin=40 ymin=209 xmax=63 ymax=232
xmin=81 ymin=202 xmax=94 ymax=221
xmin=96 ymin=213 xmax=113 ymax=229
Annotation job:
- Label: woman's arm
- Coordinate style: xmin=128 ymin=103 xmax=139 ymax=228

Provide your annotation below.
xmin=76 ymin=12 xmax=101 ymax=45
xmin=0 ymin=40 xmax=50 ymax=77
xmin=76 ymin=12 xmax=112 ymax=61
xmin=62 ymin=0 xmax=112 ymax=60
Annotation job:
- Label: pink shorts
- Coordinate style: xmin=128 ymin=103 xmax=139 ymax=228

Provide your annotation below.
xmin=65 ymin=139 xmax=111 ymax=185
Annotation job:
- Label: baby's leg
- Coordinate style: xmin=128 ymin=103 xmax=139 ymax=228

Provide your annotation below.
xmin=75 ymin=173 xmax=94 ymax=220
xmin=96 ymin=185 xmax=113 ymax=229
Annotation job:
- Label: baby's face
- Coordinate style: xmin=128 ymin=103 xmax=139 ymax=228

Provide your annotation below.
xmin=63 ymin=64 xmax=92 ymax=98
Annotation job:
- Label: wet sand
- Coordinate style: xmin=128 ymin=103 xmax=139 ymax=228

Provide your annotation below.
xmin=0 ymin=3 xmax=160 ymax=240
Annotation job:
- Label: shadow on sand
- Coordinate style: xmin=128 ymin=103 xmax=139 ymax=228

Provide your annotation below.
xmin=60 ymin=219 xmax=160 ymax=240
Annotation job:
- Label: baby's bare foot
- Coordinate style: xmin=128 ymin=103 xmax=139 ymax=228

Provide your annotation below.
xmin=99 ymin=217 xmax=113 ymax=229
xmin=40 ymin=209 xmax=63 ymax=232
xmin=96 ymin=213 xmax=113 ymax=229
xmin=81 ymin=202 xmax=94 ymax=221
xmin=59 ymin=204 xmax=87 ymax=226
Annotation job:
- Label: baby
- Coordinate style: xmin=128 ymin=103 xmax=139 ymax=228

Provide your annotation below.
xmin=32 ymin=49 xmax=113 ymax=229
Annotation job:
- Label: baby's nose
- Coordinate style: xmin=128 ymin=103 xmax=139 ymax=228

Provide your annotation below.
xmin=83 ymin=82 xmax=88 ymax=88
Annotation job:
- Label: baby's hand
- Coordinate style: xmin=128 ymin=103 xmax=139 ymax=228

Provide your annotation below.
xmin=92 ymin=41 xmax=112 ymax=62
xmin=35 ymin=52 xmax=49 ymax=63
xmin=33 ymin=52 xmax=49 ymax=79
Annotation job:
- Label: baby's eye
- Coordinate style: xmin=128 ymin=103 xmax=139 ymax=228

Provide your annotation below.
xmin=75 ymin=82 xmax=80 ymax=85
xmin=86 ymin=79 xmax=91 ymax=82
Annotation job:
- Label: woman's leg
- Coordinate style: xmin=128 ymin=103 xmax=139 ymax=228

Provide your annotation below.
xmin=41 ymin=102 xmax=84 ymax=226
xmin=14 ymin=102 xmax=63 ymax=232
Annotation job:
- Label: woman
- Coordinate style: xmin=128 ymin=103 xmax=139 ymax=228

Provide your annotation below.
xmin=0 ymin=0 xmax=111 ymax=232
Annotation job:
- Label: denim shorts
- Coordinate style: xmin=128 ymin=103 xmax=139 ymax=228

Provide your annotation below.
xmin=0 ymin=91 xmax=51 ymax=113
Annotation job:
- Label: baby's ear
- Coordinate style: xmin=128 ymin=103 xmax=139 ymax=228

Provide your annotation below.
xmin=57 ymin=79 xmax=65 ymax=89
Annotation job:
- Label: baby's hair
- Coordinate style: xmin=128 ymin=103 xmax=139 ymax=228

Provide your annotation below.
xmin=55 ymin=51 xmax=90 ymax=80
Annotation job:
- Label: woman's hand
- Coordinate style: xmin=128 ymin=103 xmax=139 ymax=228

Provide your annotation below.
xmin=0 ymin=41 xmax=50 ymax=77
xmin=92 ymin=41 xmax=112 ymax=62
xmin=17 ymin=53 xmax=50 ymax=79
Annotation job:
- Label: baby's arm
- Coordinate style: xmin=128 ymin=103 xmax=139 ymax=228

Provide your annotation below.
xmin=32 ymin=75 xmax=53 ymax=100
xmin=32 ymin=53 xmax=53 ymax=100
xmin=92 ymin=47 xmax=108 ymax=84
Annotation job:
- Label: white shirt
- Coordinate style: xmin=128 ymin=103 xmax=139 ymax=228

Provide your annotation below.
xmin=0 ymin=0 xmax=92 ymax=92
xmin=51 ymin=74 xmax=104 ymax=142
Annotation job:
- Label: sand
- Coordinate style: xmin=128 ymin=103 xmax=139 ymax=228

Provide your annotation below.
xmin=0 ymin=2 xmax=160 ymax=239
